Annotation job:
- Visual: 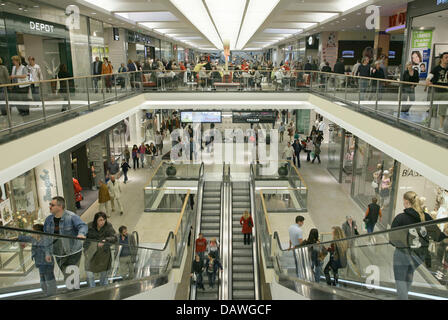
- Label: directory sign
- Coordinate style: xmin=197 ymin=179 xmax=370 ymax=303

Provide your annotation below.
xmin=181 ymin=111 xmax=221 ymax=123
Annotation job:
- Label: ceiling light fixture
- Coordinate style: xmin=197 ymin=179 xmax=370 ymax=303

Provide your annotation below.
xmin=236 ymin=0 xmax=280 ymax=50
xmin=170 ymin=0 xmax=222 ymax=49
xmin=204 ymin=0 xmax=246 ymax=50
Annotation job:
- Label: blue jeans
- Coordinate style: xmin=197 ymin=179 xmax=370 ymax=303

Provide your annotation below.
xmin=38 ymin=265 xmax=57 ymax=296
xmin=366 ymin=223 xmax=375 ymax=233
xmin=87 ymin=271 xmax=108 ymax=288
xmin=393 ymin=249 xmax=420 ymax=300
xmin=194 ymin=271 xmax=204 ymax=289
xmin=207 ymin=271 xmax=216 ymax=287
xmin=359 ymin=79 xmax=369 ymax=100
xmin=312 ymin=261 xmax=322 ymax=283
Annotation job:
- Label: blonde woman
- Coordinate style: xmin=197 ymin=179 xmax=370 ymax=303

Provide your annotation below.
xmin=208 ymin=237 xmax=220 ymax=260
xmin=324 ymin=226 xmax=348 ymax=286
xmin=240 ymin=210 xmax=254 ymax=245
xmin=390 ymin=191 xmax=447 ymax=300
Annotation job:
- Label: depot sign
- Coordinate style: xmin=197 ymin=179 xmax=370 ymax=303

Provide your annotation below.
xmin=29 ymin=21 xmax=54 ymax=33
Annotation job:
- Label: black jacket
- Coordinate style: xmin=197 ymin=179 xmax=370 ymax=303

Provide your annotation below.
xmin=292 ymin=141 xmax=302 ymax=154
xmin=191 ymin=259 xmax=204 ymax=273
xmin=333 ymin=62 xmax=345 ymax=74
xmin=321 ymin=66 xmax=332 ymax=73
xmin=357 ymin=64 xmax=370 ymax=77
xmin=371 ymin=68 xmax=385 ymax=79
xmin=402 ymin=69 xmax=419 ymax=89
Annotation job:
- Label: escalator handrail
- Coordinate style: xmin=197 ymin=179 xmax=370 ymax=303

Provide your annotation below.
xmin=249 ymin=163 xmax=261 ymax=300
xmin=271 ymin=216 xmax=448 ymax=253
xmin=0 ymin=226 xmax=174 ymax=252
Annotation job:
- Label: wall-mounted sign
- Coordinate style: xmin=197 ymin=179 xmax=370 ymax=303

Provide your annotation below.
xmin=389 ymin=12 xmax=406 ymax=28
xmin=113 ymin=27 xmax=119 ymax=41
xmin=308 ymin=36 xmax=313 ymax=46
xmin=232 ymin=111 xmax=276 ymax=123
xmin=29 ymin=21 xmax=54 ymax=33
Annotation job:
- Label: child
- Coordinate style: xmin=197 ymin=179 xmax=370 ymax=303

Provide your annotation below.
xmin=15 ymin=224 xmax=57 ymax=296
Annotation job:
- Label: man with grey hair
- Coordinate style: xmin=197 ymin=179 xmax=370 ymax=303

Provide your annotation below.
xmin=107 ymin=174 xmax=123 ymax=215
xmin=43 ymin=196 xmax=88 ymax=280
xmin=342 ymin=215 xmax=359 ymax=266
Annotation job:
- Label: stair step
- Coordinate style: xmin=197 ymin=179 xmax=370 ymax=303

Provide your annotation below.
xmin=233 ymin=256 xmax=254 ymax=265
xmin=201 ymin=222 xmax=220 ymax=230
xmin=232 ymin=290 xmax=255 ymax=300
xmin=233 ymin=272 xmax=254 ymax=281
xmin=233 ymin=249 xmax=253 ymax=257
xmin=233 ymin=281 xmax=255 ymax=290
xmin=232 ymin=264 xmax=253 ymax=272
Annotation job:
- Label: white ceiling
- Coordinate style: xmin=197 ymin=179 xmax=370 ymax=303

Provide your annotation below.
xmin=27 ymin=0 xmax=410 ymax=51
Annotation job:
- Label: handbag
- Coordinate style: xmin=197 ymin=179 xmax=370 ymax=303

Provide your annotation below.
xmin=371 ymin=180 xmax=378 ymax=189
xmin=248 ymin=219 xmax=253 ymax=228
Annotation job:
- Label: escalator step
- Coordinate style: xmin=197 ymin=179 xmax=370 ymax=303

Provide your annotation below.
xmin=202 ymin=216 xmax=220 ymax=223
xmin=232 ymin=264 xmax=253 ymax=272
xmin=233 ymin=257 xmax=253 ymax=265
xmin=233 ymin=249 xmax=253 ymax=257
xmin=201 ymin=222 xmax=220 ymax=230
xmin=232 ymin=290 xmax=255 ymax=300
xmin=233 ymin=273 xmax=254 ymax=281
xmin=233 ymin=281 xmax=255 ymax=290
xmin=202 ymin=210 xmax=220 ymax=215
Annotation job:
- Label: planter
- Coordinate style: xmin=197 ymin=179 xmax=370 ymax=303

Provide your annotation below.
xmin=278 ymin=166 xmax=288 ymax=177
xmin=166 ymin=165 xmax=177 ymax=177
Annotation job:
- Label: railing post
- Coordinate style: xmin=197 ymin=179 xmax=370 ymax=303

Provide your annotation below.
xmin=430 ymin=86 xmax=435 ymax=129
xmin=325 ymin=75 xmax=329 ymax=93
xmin=140 ymin=72 xmax=143 ymax=93
xmin=333 ymin=75 xmax=337 ymax=97
xmin=85 ymin=77 xmax=91 ymax=111
xmin=358 ymin=80 xmax=361 ymax=107
xmin=19 ymin=246 xmax=25 ymax=273
xmin=345 ymin=75 xmax=348 ymax=101
xmin=375 ymin=80 xmax=379 ymax=112
xmin=114 ymin=74 xmax=118 ymax=100
xmin=309 ymin=72 xmax=313 ymax=90
xmin=102 ymin=76 xmax=106 ymax=103
xmin=40 ymin=85 xmax=47 ymax=123
xmin=397 ymin=84 xmax=402 ymax=121
xmin=66 ymin=79 xmax=71 ymax=111
xmin=4 ymin=87 xmax=13 ymax=132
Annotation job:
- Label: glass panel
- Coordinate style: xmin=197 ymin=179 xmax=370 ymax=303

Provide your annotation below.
xmin=327 ymin=123 xmax=343 ymax=181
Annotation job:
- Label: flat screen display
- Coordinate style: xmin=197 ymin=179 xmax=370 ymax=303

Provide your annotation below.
xmin=389 ymin=50 xmax=396 ymax=59
xmin=181 ymin=111 xmax=222 ymax=123
xmin=342 ymin=50 xmax=355 ymax=58
xmin=233 ymin=111 xmax=276 ymax=123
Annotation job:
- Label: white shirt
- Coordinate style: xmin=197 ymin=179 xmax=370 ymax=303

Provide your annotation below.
xmin=318 ymin=121 xmax=325 ymax=132
xmin=28 ymin=63 xmax=43 ymax=85
xmin=283 ymin=146 xmax=294 ymax=158
xmin=12 ymin=65 xmax=30 ymax=88
xmin=288 ymin=224 xmax=303 ymax=247
xmin=107 ymin=180 xmax=122 ymax=198
xmin=155 ymin=134 xmax=162 ymax=144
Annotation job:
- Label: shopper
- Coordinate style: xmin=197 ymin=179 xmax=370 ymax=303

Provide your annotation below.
xmin=401 ymin=62 xmax=419 ymax=113
xmin=356 ymin=56 xmax=371 ymax=100
xmin=58 ymin=64 xmax=72 ymax=112
xmin=83 ymin=212 xmax=116 ymax=288
xmin=92 ymin=56 xmax=103 ymax=93
xmin=240 ymin=211 xmax=254 ymax=245
xmin=204 ymin=252 xmax=223 ymax=289
xmin=292 ymin=138 xmax=302 ymax=168
xmin=195 ymin=233 xmax=207 ymax=262
xmin=390 ymin=191 xmax=447 ymax=299
xmin=278 ymin=122 xmax=286 ymax=143
xmin=324 ymin=226 xmax=348 ymax=286
xmin=121 ymin=159 xmax=131 ymax=184
xmin=43 ymin=196 xmax=87 ymax=280
xmin=117 ymin=226 xmax=135 ymax=280
xmin=364 ymin=197 xmax=382 ymax=233
xmin=191 ymin=253 xmax=205 ymax=290
xmin=138 ymin=143 xmax=146 ymax=168
xmin=342 ymin=215 xmax=359 ymax=265
xmin=426 ymin=52 xmax=448 ymax=132
xmin=27 ymin=56 xmax=44 ymax=99
xmin=10 ymin=55 xmax=31 ymax=116
xmin=107 ymin=156 xmax=120 ymax=177
xmin=303 ymin=228 xmax=323 ymax=283
xmin=132 ymin=144 xmax=139 ymax=169
xmin=155 ymin=131 xmax=163 ymax=155
xmin=371 ymin=60 xmax=386 ymax=100
xmin=98 ymin=180 xmax=111 ymax=217
xmin=107 ymin=175 xmax=123 ymax=215
xmin=305 ymin=136 xmax=313 ymax=162
xmin=287 ymin=122 xmax=295 ymax=142
xmin=117 ymin=63 xmax=127 ymax=89
xmin=102 ymin=57 xmax=113 ymax=93
xmin=311 ymin=141 xmax=321 ymax=164
xmin=0 ymin=57 xmax=9 ymax=116
xmin=124 ymin=145 xmax=131 ymax=164
xmin=289 ymin=215 xmax=305 ymax=276
xmin=73 ymin=177 xmax=83 ymax=209
xmin=283 ymin=142 xmax=294 ymax=168
xmin=208 ymin=237 xmax=220 ymax=260
xmin=15 ymin=224 xmax=57 ymax=296
xmin=127 ymin=59 xmax=137 ymax=89
xmin=149 ymin=142 xmax=157 ymax=168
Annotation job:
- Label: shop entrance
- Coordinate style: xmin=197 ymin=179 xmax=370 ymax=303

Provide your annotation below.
xmin=71 ymin=145 xmax=97 ymax=216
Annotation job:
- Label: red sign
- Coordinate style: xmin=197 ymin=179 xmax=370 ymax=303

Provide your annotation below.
xmin=389 ymin=12 xmax=406 ymax=28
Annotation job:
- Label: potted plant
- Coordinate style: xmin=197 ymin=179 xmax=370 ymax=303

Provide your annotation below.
xmin=278 ymin=164 xmax=288 ymax=177
xmin=166 ymin=163 xmax=177 ymax=177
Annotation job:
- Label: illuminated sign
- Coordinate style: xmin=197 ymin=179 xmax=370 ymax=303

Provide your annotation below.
xmin=29 ymin=21 xmax=54 ymax=33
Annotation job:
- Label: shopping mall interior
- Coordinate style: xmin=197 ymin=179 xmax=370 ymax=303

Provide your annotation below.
xmin=0 ymin=0 xmax=448 ymax=303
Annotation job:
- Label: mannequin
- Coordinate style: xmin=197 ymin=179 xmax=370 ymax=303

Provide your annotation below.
xmin=379 ymin=170 xmax=391 ymax=207
xmin=372 ymin=163 xmax=383 ymax=196
xmin=436 ymin=189 xmax=448 ymax=232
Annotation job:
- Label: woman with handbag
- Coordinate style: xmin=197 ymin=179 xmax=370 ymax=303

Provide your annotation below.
xmin=190 ymin=254 xmax=205 ymax=290
xmin=240 ymin=210 xmax=254 ymax=245
xmin=83 ymin=212 xmax=117 ymax=288
xmin=324 ymin=226 xmax=348 ymax=286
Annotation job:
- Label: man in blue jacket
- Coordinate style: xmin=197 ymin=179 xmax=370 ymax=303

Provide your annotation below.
xmin=44 ymin=196 xmax=87 ymax=280
xmin=292 ymin=138 xmax=302 ymax=168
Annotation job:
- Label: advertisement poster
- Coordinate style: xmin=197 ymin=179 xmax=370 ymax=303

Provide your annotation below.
xmin=0 ymin=199 xmax=12 ymax=225
xmin=410 ymin=30 xmax=433 ymax=79
xmin=321 ymin=31 xmax=338 ymax=69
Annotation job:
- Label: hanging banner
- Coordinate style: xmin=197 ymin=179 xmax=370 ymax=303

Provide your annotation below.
xmin=409 ymin=30 xmax=433 ymax=79
xmin=321 ymin=31 xmax=338 ymax=69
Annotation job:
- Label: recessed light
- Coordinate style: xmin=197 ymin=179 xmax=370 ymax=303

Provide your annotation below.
xmin=33 ymin=5 xmax=39 ymax=7
xmin=342 ymin=18 xmax=346 ymax=21
xmin=0 ymin=3 xmax=5 ymax=5
xmin=356 ymin=25 xmax=360 ymax=28
xmin=18 ymin=7 xmax=23 ymax=10
xmin=91 ymin=12 xmax=96 ymax=15
xmin=356 ymin=12 xmax=361 ymax=15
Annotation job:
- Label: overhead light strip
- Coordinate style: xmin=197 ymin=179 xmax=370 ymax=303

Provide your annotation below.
xmin=170 ymin=0 xmax=222 ymax=49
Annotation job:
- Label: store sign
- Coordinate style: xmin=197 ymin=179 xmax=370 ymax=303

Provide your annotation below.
xmin=29 ymin=21 xmax=54 ymax=33
xmin=437 ymin=0 xmax=448 ymax=5
xmin=389 ymin=12 xmax=406 ymax=28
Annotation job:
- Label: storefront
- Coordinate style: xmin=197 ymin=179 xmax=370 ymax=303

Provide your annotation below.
xmin=127 ymin=31 xmax=160 ymax=62
xmin=0 ymin=11 xmax=73 ymax=78
xmin=0 ymin=157 xmax=63 ymax=229
xmin=404 ymin=0 xmax=448 ymax=74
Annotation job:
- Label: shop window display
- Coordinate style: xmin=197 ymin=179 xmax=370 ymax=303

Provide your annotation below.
xmin=9 ymin=170 xmax=39 ymax=229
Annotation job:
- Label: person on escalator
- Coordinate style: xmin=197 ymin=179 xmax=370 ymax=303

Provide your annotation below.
xmin=324 ymin=226 xmax=348 ymax=286
xmin=390 ymin=191 xmax=448 ymax=300
xmin=302 ymin=228 xmax=325 ymax=283
xmin=195 ymin=233 xmax=207 ymax=262
xmin=208 ymin=238 xmax=220 ymax=260
xmin=240 ymin=211 xmax=254 ymax=245
xmin=191 ymin=254 xmax=205 ymax=290
xmin=204 ymin=252 xmax=223 ymax=289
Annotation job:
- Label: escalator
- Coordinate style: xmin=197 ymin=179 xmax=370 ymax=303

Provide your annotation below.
xmin=195 ymin=181 xmax=222 ymax=300
xmin=231 ymin=181 xmax=255 ymax=299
